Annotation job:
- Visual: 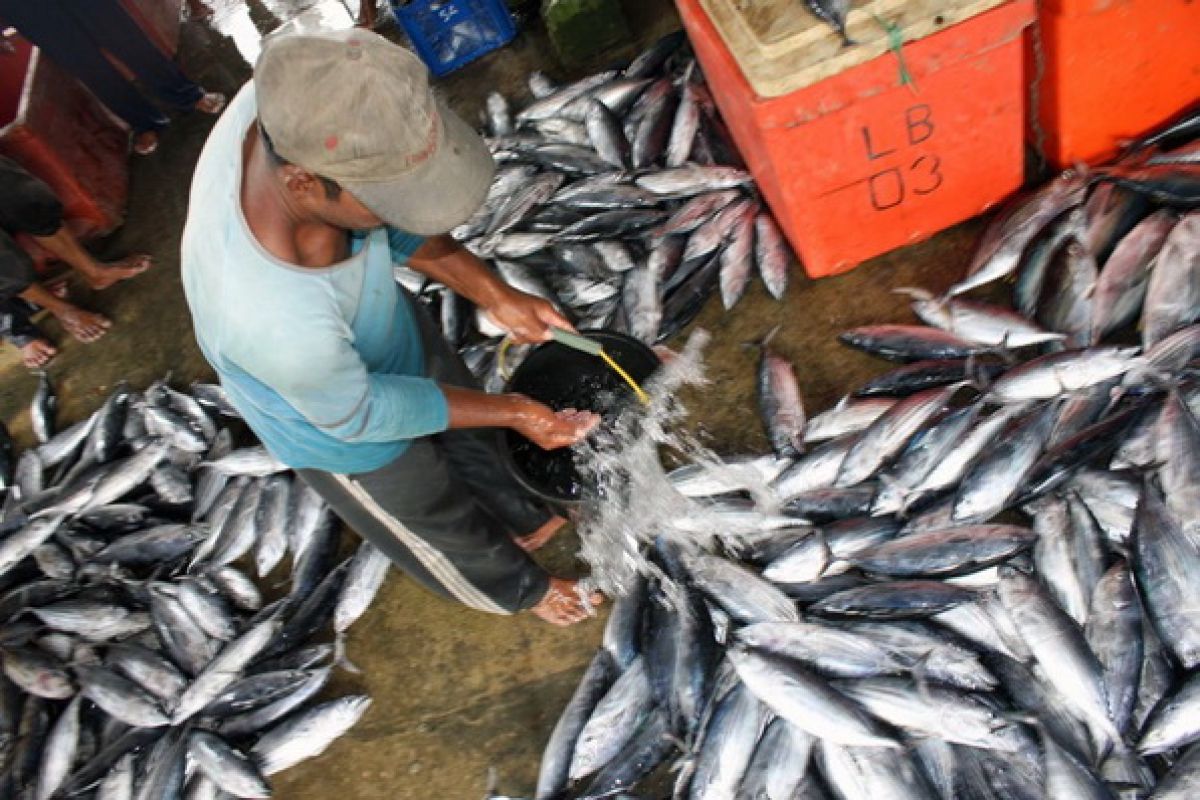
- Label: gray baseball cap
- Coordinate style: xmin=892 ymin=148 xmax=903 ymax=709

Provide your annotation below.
xmin=254 ymin=28 xmax=494 ymax=235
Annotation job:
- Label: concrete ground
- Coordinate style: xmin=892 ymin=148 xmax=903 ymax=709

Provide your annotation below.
xmin=0 ymin=2 xmax=996 ymax=797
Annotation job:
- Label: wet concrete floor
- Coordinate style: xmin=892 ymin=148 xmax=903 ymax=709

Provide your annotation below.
xmin=0 ymin=2 xmax=995 ymax=797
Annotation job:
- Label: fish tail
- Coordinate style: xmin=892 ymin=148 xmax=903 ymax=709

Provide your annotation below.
xmin=741 ymin=324 xmax=782 ymax=353
xmin=333 ymin=633 xmax=363 ymax=675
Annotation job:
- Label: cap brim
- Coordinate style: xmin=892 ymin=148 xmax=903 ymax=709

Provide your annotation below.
xmin=345 ymin=100 xmax=494 ymax=236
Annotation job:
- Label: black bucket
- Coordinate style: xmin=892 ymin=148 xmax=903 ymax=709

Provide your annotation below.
xmin=499 ymin=330 xmax=660 ymax=508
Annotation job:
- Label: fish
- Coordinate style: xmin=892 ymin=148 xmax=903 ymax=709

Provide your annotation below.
xmin=987 ymin=347 xmax=1141 ymax=403
xmin=569 ymin=656 xmax=653 ymax=783
xmin=837 ymin=384 xmax=962 ymax=488
xmin=1131 ymin=480 xmax=1200 ymax=670
xmin=536 ymin=651 xmax=618 ymax=800
xmin=728 ymin=645 xmax=899 ymax=748
xmin=1141 ymin=211 xmax=1200 ymax=348
xmin=898 ymin=288 xmax=1066 ymax=348
xmin=809 ymin=580 xmax=974 ymax=619
xmin=754 ymin=212 xmax=790 ymax=300
xmin=952 ymin=402 xmax=1057 ymax=523
xmin=738 ymin=718 xmax=813 ymax=800
xmin=37 ymin=696 xmax=81 ymax=800
xmin=1091 ymin=209 xmax=1177 ymax=339
xmin=834 ymin=677 xmax=1027 ymax=751
xmin=805 ymin=0 xmax=853 ymax=45
xmin=0 ymin=373 xmax=383 ymax=797
xmin=31 ymin=371 xmax=57 ymax=445
xmin=685 ymin=682 xmax=769 ymax=798
xmin=752 ymin=329 xmax=806 ymax=458
xmin=850 ymin=524 xmax=1037 ymax=578
xmin=187 ymin=730 xmax=271 ymax=798
xmin=997 ymin=567 xmax=1120 ymax=743
xmin=735 ymin=621 xmax=906 ymax=678
xmin=949 ymin=173 xmax=1088 ymax=296
xmin=75 ymin=666 xmax=169 ymax=728
xmin=838 ymin=325 xmax=991 ymax=362
xmin=250 ymin=695 xmax=372 ymax=776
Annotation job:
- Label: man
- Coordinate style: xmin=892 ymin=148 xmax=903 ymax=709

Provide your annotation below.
xmin=0 ymin=156 xmax=149 ymax=367
xmin=181 ymin=29 xmax=603 ymax=626
xmin=0 ymin=0 xmax=225 ymax=155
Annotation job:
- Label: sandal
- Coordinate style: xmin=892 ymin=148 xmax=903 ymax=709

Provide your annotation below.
xmin=133 ymin=131 xmax=159 ymax=156
xmin=196 ymin=92 xmax=226 ymax=115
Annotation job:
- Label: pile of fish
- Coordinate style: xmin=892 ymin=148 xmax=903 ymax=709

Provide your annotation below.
xmin=401 ymin=32 xmax=794 ymax=388
xmin=0 ymin=375 xmax=388 ymax=798
xmin=532 ymin=112 xmax=1200 ymax=799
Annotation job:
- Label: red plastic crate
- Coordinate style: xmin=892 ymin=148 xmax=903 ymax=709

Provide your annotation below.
xmin=0 ymin=40 xmax=130 ymax=241
xmin=122 ymin=0 xmax=184 ymax=56
xmin=1028 ymin=0 xmax=1200 ymax=168
xmin=676 ymin=0 xmax=1035 ymax=278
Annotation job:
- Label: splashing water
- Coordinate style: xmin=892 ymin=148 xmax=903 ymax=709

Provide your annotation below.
xmin=573 ymin=329 xmax=791 ymax=598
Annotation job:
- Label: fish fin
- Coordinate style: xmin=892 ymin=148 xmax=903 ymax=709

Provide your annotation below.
xmin=741 ymin=324 xmax=782 ymax=352
xmin=910 ymin=652 xmax=937 ymax=702
xmin=892 ymin=286 xmax=934 ymax=302
xmin=814 ymin=529 xmax=833 ymax=578
xmin=482 ymin=766 xmax=500 ymax=800
xmin=963 ymin=354 xmax=987 ymax=393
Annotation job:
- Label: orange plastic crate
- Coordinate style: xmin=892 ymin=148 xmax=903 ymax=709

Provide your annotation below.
xmin=676 ymin=0 xmax=1035 ymax=278
xmin=1028 ymin=0 xmax=1200 ymax=168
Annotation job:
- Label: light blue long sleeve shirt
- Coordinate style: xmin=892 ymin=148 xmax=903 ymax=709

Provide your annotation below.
xmin=180 ymin=84 xmax=449 ymax=473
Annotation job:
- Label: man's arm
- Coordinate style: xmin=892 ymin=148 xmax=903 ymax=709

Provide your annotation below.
xmin=406 ymin=235 xmax=573 ymax=343
xmin=441 ymin=386 xmax=597 ymax=450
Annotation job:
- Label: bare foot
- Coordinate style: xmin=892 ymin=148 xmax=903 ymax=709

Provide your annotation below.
xmin=195 ymin=92 xmax=226 ymax=115
xmin=83 ymin=254 xmax=152 ymax=291
xmin=18 ymin=338 xmax=56 ymax=368
xmin=44 ymin=277 xmax=69 ymax=300
xmin=185 ymin=0 xmax=213 ymax=20
xmin=133 ymin=131 xmax=158 ymax=156
xmin=652 ymin=345 xmax=679 ymax=364
xmin=529 ymin=577 xmax=603 ymax=627
xmin=55 ymin=307 xmax=111 ymax=343
xmin=513 ymin=515 xmax=568 ymax=553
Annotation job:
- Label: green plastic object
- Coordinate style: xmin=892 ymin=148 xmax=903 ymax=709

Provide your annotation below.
xmin=550 ymin=326 xmax=604 ymax=356
xmin=541 ymin=0 xmax=631 ymax=66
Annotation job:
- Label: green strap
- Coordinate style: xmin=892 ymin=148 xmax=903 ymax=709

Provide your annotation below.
xmin=873 ymin=13 xmax=916 ymax=90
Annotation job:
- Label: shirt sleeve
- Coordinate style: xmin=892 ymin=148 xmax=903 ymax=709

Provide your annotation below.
xmin=386 ymin=227 xmax=425 ymax=263
xmin=237 ymin=312 xmax=450 ymax=444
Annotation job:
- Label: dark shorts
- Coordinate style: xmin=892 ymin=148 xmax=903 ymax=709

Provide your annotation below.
xmin=299 ymin=298 xmax=554 ymax=614
xmin=0 ymin=156 xmax=63 ymax=301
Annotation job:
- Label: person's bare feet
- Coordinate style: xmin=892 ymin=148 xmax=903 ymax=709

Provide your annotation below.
xmin=82 ymin=254 xmax=152 ymax=291
xmin=44 ymin=277 xmax=69 ymax=300
xmin=513 ymin=515 xmax=568 ymax=553
xmin=195 ymin=92 xmax=226 ymax=115
xmin=530 ymin=577 xmax=603 ymax=627
xmin=18 ymin=338 xmax=56 ymax=368
xmin=133 ymin=131 xmax=158 ymax=156
xmin=185 ymin=0 xmax=213 ymax=20
xmin=54 ymin=307 xmax=111 ymax=343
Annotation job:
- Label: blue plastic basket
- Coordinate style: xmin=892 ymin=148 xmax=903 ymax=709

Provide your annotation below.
xmin=390 ymin=0 xmax=517 ymax=77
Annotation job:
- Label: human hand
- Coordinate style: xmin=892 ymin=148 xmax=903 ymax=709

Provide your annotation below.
xmin=511 ymin=398 xmax=600 ymax=450
xmin=484 ymin=288 xmax=573 ymax=345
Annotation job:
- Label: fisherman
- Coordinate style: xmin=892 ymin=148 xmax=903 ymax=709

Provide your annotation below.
xmin=181 ymin=29 xmax=603 ymax=626
xmin=0 ymin=156 xmax=150 ymax=367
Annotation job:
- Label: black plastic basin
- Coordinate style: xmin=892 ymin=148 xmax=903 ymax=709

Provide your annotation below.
xmin=499 ymin=329 xmax=660 ymax=507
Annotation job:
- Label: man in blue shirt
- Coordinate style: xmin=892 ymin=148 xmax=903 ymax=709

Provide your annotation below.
xmin=181 ymin=29 xmax=601 ymax=625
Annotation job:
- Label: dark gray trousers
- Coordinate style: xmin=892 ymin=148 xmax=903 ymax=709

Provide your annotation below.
xmin=300 ymin=299 xmax=552 ymax=614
